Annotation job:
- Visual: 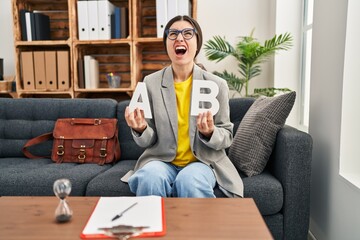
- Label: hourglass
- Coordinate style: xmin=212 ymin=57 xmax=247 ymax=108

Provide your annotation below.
xmin=53 ymin=178 xmax=73 ymax=223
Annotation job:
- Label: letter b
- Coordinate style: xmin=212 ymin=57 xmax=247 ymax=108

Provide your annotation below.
xmin=190 ymin=80 xmax=219 ymax=116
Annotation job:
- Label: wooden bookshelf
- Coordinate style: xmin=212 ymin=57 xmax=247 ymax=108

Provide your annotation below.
xmin=11 ymin=0 xmax=197 ymax=99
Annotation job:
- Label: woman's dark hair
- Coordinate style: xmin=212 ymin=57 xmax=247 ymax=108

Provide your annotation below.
xmin=163 ymin=15 xmax=203 ymax=57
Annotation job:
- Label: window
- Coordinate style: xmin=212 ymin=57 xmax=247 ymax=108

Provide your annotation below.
xmin=300 ymin=0 xmax=313 ymax=129
xmin=339 ymin=0 xmax=360 ymax=189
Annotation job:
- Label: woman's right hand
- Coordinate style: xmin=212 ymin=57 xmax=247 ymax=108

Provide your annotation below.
xmin=125 ymin=107 xmax=147 ymax=134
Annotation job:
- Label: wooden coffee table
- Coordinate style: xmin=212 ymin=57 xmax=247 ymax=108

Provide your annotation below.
xmin=0 ymin=196 xmax=273 ymax=240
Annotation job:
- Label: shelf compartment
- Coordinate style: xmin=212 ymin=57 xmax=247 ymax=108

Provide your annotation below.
xmin=134 ymin=41 xmax=170 ymax=83
xmin=73 ymin=0 xmax=130 ymax=41
xmin=16 ymin=45 xmax=72 ymax=96
xmin=13 ymin=0 xmax=70 ymax=41
xmin=135 ymin=0 xmax=156 ymax=38
xmin=74 ymin=43 xmax=132 ymax=91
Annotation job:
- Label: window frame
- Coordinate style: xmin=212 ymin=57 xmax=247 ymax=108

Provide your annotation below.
xmin=299 ymin=0 xmax=313 ymax=130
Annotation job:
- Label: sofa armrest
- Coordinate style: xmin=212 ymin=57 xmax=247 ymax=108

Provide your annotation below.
xmin=270 ymin=125 xmax=313 ymax=240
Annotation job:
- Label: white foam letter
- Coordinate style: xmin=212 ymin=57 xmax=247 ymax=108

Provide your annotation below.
xmin=128 ymin=82 xmax=152 ymax=119
xmin=190 ymin=80 xmax=219 ymax=116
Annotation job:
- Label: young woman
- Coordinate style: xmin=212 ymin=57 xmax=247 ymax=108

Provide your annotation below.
xmin=122 ymin=15 xmax=243 ymax=198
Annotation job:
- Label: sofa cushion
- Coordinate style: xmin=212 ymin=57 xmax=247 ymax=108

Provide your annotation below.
xmin=87 ymin=162 xmax=283 ymax=215
xmin=242 ymin=170 xmax=283 ymax=215
xmin=228 ymin=92 xmax=296 ymax=177
xmin=214 ymin=170 xmax=283 ymax=215
xmin=0 ymin=157 xmax=112 ymax=196
xmin=86 ymin=160 xmax=136 ymax=196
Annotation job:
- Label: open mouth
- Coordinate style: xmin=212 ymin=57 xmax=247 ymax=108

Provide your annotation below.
xmin=175 ymin=46 xmax=187 ymax=55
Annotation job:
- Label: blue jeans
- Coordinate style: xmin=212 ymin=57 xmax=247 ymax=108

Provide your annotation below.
xmin=128 ymin=161 xmax=216 ymax=198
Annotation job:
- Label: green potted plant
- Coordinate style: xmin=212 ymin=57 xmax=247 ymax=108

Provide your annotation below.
xmin=204 ymin=30 xmax=293 ymax=97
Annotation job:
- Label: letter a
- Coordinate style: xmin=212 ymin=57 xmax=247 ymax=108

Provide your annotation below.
xmin=128 ymin=82 xmax=152 ymax=119
xmin=190 ymin=80 xmax=219 ymax=116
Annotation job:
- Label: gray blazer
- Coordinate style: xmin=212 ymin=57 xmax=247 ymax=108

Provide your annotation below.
xmin=121 ymin=64 xmax=244 ymax=197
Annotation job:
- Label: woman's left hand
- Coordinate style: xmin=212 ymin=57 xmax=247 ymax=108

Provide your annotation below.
xmin=197 ymin=111 xmax=214 ymax=138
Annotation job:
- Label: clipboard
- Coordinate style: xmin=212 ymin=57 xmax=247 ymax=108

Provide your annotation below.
xmin=80 ymin=196 xmax=166 ymax=238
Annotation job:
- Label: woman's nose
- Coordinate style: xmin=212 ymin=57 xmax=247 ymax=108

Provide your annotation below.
xmin=175 ymin=33 xmax=184 ymax=41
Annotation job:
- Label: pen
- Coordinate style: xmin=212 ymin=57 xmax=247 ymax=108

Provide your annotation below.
xmin=111 ymin=202 xmax=138 ymax=221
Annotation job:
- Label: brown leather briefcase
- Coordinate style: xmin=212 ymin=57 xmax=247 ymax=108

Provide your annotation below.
xmin=22 ymin=118 xmax=121 ymax=165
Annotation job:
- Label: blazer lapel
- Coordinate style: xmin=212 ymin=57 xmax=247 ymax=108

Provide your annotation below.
xmin=192 ymin=64 xmax=204 ymax=82
xmin=189 ymin=64 xmax=205 ymax=148
xmin=161 ymin=67 xmax=178 ymax=141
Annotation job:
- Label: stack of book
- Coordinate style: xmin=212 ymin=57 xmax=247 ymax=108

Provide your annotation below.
xmin=78 ymin=56 xmax=99 ymax=89
xmin=77 ymin=0 xmax=129 ymax=40
xmin=19 ymin=10 xmax=51 ymax=41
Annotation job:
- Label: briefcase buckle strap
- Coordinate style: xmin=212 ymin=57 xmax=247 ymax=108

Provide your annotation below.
xmin=100 ymin=148 xmax=107 ymax=158
xmin=78 ymin=148 xmax=86 ymax=162
xmin=57 ymin=145 xmax=64 ymax=156
xmin=57 ymin=138 xmax=65 ymax=156
xmin=100 ymin=139 xmax=107 ymax=158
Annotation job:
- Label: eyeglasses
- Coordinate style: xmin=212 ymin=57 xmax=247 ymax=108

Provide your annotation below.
xmin=165 ymin=28 xmax=196 ymax=40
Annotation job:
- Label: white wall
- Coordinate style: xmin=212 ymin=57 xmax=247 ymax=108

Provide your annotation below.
xmin=0 ymin=0 xmax=15 ymax=76
xmin=274 ymin=0 xmax=302 ymax=127
xmin=309 ymin=0 xmax=360 ymax=239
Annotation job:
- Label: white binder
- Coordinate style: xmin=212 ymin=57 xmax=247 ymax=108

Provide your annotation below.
xmin=25 ymin=12 xmax=32 ymax=41
xmin=88 ymin=0 xmax=99 ymax=40
xmin=156 ymin=0 xmax=167 ymax=38
xmin=84 ymin=55 xmax=92 ymax=89
xmin=98 ymin=0 xmax=115 ymax=40
xmin=89 ymin=57 xmax=99 ymax=89
xmin=167 ymin=0 xmax=177 ymax=22
xmin=84 ymin=55 xmax=99 ymax=89
xmin=77 ymin=0 xmax=89 ymax=40
xmin=177 ymin=0 xmax=191 ymax=16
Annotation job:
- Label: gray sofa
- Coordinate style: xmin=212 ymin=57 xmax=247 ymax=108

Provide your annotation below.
xmin=0 ymin=97 xmax=312 ymax=240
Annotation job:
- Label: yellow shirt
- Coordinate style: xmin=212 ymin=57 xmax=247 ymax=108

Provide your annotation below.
xmin=172 ymin=75 xmax=197 ymax=167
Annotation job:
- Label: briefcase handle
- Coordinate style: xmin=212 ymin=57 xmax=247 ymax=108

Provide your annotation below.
xmin=70 ymin=118 xmax=102 ymax=125
xmin=22 ymin=132 xmax=53 ymax=159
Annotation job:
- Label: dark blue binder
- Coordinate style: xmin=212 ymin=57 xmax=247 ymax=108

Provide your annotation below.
xmin=34 ymin=13 xmax=51 ymax=40
xmin=114 ymin=7 xmax=121 ymax=39
xmin=19 ymin=9 xmax=28 ymax=41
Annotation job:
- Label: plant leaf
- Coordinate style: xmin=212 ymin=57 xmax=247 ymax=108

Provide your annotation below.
xmin=255 ymin=32 xmax=293 ymax=64
xmin=213 ymin=70 xmax=245 ymax=93
xmin=205 ymin=30 xmax=294 ymax=96
xmin=204 ymin=36 xmax=235 ymax=62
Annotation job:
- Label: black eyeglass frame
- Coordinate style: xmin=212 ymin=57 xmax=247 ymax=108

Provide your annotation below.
xmin=165 ymin=28 xmax=197 ymax=40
